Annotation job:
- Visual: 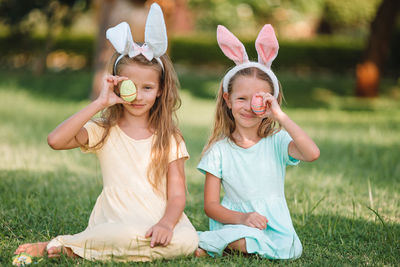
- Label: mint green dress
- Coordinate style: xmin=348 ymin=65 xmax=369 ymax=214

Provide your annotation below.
xmin=197 ymin=130 xmax=302 ymax=259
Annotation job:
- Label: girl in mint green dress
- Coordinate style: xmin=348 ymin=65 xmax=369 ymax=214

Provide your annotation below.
xmin=195 ymin=24 xmax=320 ymax=259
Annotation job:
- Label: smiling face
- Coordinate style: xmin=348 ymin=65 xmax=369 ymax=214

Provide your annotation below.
xmin=223 ymin=74 xmax=273 ymax=131
xmin=118 ymin=62 xmax=161 ymax=119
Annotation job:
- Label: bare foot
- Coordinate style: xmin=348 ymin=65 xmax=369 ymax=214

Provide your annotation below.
xmin=194 ymin=247 xmax=208 ymax=257
xmin=47 ymin=246 xmax=78 ymax=258
xmin=14 ymin=242 xmax=49 ymax=257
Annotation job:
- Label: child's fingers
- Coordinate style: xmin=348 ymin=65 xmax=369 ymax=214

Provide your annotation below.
xmin=254 ymin=92 xmax=265 ymax=98
xmin=262 ymin=93 xmax=274 ymax=101
xmin=245 ymin=212 xmax=269 ymax=229
xmin=154 ymin=233 xmax=162 ymax=247
xmin=259 ymin=220 xmax=267 ymax=229
xmin=165 ymin=235 xmax=172 ymax=246
xmin=150 ymin=236 xmax=156 ymax=247
xmin=145 ymin=227 xmax=153 ymax=238
xmin=254 ymin=215 xmax=268 ymax=229
xmin=151 ymin=231 xmax=161 ymax=247
xmin=116 ymin=76 xmax=129 ymax=83
xmin=106 ymin=75 xmax=121 ymax=86
xmin=262 ymin=92 xmax=273 ymax=99
xmin=155 ymin=233 xmax=163 ymax=246
xmin=105 ymin=75 xmax=114 ymax=82
xmin=253 ymin=218 xmax=264 ymax=229
xmin=160 ymin=235 xmax=168 ymax=246
xmin=104 ymin=77 xmax=118 ymax=91
xmin=157 ymin=235 xmax=163 ymax=246
xmin=259 ymin=214 xmax=268 ymax=222
xmin=105 ymin=75 xmax=121 ymax=86
xmin=263 ymin=95 xmax=274 ymax=105
xmin=256 ymin=224 xmax=264 ymax=230
xmin=255 ymin=221 xmax=265 ymax=230
xmin=248 ymin=222 xmax=257 ymax=229
xmin=112 ymin=75 xmax=128 ymax=86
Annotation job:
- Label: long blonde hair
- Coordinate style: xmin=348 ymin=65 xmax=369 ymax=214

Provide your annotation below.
xmin=202 ymin=67 xmax=283 ymax=154
xmin=90 ymin=53 xmax=182 ymax=195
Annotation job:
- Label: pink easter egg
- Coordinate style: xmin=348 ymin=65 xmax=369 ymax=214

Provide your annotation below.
xmin=251 ymin=95 xmax=266 ymax=115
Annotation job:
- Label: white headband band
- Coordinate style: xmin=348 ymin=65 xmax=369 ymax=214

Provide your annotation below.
xmin=106 ymin=3 xmax=167 ymax=74
xmin=217 ymin=25 xmax=280 ymax=98
xmin=222 ymin=62 xmax=279 ymax=99
xmin=113 ymin=53 xmax=164 ymax=75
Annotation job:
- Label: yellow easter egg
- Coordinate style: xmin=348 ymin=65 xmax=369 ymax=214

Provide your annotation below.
xmin=120 ymin=80 xmax=137 ymax=102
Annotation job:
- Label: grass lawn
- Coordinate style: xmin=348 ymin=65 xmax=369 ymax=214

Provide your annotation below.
xmin=0 ymin=69 xmax=399 ymax=266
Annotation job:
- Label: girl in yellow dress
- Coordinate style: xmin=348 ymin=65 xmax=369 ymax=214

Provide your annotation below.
xmin=14 ymin=3 xmax=198 ymax=262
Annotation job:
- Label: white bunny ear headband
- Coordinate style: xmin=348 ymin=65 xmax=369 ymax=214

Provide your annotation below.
xmin=217 ymin=24 xmax=280 ymax=98
xmin=106 ymin=3 xmax=168 ymax=74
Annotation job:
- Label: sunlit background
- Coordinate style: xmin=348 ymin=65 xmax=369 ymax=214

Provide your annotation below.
xmin=0 ymin=0 xmax=399 ymax=266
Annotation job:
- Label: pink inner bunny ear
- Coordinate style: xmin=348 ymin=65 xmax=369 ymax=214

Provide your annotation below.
xmin=217 ymin=25 xmax=248 ymax=65
xmin=255 ymin=24 xmax=279 ymax=68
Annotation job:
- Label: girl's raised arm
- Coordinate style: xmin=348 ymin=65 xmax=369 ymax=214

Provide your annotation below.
xmin=47 ymin=75 xmax=127 ymax=150
xmin=262 ymin=93 xmax=320 ymax=162
xmin=279 ymin=113 xmax=320 ymax=162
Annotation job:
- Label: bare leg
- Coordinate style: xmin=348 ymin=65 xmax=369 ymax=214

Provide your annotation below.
xmin=194 ymin=247 xmax=208 ymax=257
xmin=195 ymin=238 xmax=248 ymax=257
xmin=226 ymin=238 xmax=247 ymax=254
xmin=14 ymin=242 xmax=49 ymax=257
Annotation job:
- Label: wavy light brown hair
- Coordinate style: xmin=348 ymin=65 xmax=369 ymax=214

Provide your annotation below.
xmin=202 ymin=67 xmax=283 ymax=154
xmin=89 ymin=53 xmax=182 ymax=196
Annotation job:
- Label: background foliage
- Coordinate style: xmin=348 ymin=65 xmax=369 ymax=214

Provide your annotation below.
xmin=188 ymin=0 xmax=382 ymax=36
xmin=0 ymin=0 xmax=398 ymax=75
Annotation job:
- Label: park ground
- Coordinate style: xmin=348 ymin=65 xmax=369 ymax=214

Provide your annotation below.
xmin=0 ymin=69 xmax=399 ymax=266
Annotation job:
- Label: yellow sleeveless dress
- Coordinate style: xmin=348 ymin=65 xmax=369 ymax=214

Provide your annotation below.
xmin=46 ymin=121 xmax=198 ymax=262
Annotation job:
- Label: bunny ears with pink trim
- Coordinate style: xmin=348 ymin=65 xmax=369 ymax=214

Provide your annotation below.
xmin=217 ymin=25 xmax=280 ymax=98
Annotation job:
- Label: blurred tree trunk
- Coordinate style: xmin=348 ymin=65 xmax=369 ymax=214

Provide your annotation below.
xmin=91 ymin=0 xmax=118 ymax=99
xmin=33 ymin=2 xmax=73 ymax=76
xmin=32 ymin=24 xmax=55 ymax=76
xmin=170 ymin=0 xmax=193 ymax=33
xmin=355 ymin=0 xmax=400 ymax=97
xmin=33 ymin=8 xmax=59 ymax=76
